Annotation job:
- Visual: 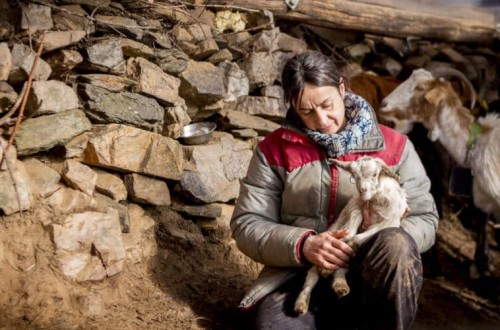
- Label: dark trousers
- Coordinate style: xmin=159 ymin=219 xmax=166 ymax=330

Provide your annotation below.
xmin=254 ymin=228 xmax=423 ymax=330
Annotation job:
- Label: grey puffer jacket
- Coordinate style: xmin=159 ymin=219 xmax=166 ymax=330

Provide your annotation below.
xmin=230 ymin=111 xmax=438 ymax=309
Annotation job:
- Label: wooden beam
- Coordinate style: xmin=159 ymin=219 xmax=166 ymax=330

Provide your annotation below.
xmin=205 ymin=0 xmax=496 ymax=44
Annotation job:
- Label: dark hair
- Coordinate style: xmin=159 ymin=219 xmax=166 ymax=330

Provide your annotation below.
xmin=281 ymin=51 xmax=343 ymax=107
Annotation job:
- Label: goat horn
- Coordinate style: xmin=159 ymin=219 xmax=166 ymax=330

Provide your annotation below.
xmin=427 ymin=67 xmax=476 ymax=110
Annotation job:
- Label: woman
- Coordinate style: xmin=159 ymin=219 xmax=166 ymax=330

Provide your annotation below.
xmin=231 ymin=51 xmax=438 ymax=330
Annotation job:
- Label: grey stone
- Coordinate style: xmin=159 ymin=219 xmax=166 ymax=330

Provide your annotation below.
xmin=219 ymin=61 xmax=249 ymax=103
xmin=127 ymin=57 xmax=183 ymax=106
xmin=278 ymin=32 xmax=308 ymax=54
xmin=20 ymin=3 xmax=53 ymax=32
xmin=0 ymin=81 xmax=17 ymax=112
xmin=62 ymin=0 xmax=110 ymax=6
xmin=230 ymin=128 xmax=258 ymax=139
xmin=93 ymin=193 xmax=130 ymax=233
xmin=77 ymin=74 xmax=136 ymax=92
xmin=46 ymin=185 xmax=96 ymax=216
xmin=0 ymin=141 xmax=31 ymax=215
xmin=64 ymin=132 xmax=93 ymax=159
xmin=239 ymin=52 xmax=277 ymax=89
xmin=95 ymin=15 xmax=143 ymax=39
xmin=38 ymin=30 xmax=86 ymax=53
xmin=163 ymin=105 xmax=191 ymax=139
xmin=15 ymin=109 xmax=92 ymax=156
xmin=209 ymin=109 xmax=280 ymax=136
xmin=170 ymin=202 xmax=222 ymax=219
xmin=207 ymin=49 xmax=233 ymax=65
xmin=119 ymin=38 xmax=154 ymax=58
xmin=179 ymin=60 xmax=225 ymax=105
xmin=151 ymin=48 xmax=189 ymax=76
xmin=94 ymin=169 xmax=127 ymax=202
xmin=0 ymin=42 xmax=11 ymax=81
xmin=87 ymin=39 xmax=125 ymax=74
xmin=62 ymin=159 xmax=97 ymax=196
xmin=78 ymin=84 xmax=164 ymax=132
xmin=27 ymin=80 xmax=80 ymax=116
xmin=9 ymin=44 xmax=52 ymax=84
xmin=53 ymin=4 xmax=95 ymax=33
xmin=180 ymin=132 xmax=253 ymax=203
xmin=22 ymin=158 xmax=61 ymax=198
xmin=142 ymin=31 xmax=173 ymax=49
xmin=45 ymin=49 xmax=84 ymax=78
xmin=124 ymin=173 xmax=170 ymax=206
xmin=236 ymin=95 xmax=286 ymax=120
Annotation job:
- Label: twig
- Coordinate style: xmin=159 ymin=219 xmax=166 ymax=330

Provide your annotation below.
xmin=176 ymin=0 xmax=260 ymax=13
xmin=220 ymin=21 xmax=274 ymax=36
xmin=0 ymin=33 xmax=46 ymax=170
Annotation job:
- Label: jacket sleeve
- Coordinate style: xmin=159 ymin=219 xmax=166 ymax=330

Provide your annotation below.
xmin=230 ymin=146 xmax=315 ymax=267
xmin=397 ymin=140 xmax=439 ymax=253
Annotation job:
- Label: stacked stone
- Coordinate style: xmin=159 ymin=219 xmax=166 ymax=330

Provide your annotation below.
xmin=0 ymin=0 xmax=308 ymax=282
xmin=1 ymin=0 xmax=497 ymax=283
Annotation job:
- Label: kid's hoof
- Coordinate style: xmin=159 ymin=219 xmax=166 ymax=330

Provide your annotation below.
xmin=318 ymin=268 xmax=332 ymax=277
xmin=333 ymin=283 xmax=350 ymax=297
xmin=294 ymin=301 xmax=308 ymax=315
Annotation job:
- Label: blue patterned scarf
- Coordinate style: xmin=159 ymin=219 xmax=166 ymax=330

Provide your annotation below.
xmin=301 ymin=92 xmax=374 ymax=158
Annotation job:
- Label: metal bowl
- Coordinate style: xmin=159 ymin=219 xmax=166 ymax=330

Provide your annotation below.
xmin=180 ymin=122 xmax=217 ymax=145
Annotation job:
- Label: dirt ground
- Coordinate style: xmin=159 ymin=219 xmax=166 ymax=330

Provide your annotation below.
xmin=1 ymin=196 xmax=499 ymax=329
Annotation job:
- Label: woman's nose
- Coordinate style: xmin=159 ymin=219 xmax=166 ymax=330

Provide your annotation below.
xmin=315 ymin=109 xmax=329 ymax=127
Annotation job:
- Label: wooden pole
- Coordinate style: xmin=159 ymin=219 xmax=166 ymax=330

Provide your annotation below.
xmin=205 ymin=0 xmax=496 ymax=44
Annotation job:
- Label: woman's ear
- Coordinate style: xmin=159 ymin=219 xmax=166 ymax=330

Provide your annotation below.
xmin=339 ymin=80 xmax=345 ymax=98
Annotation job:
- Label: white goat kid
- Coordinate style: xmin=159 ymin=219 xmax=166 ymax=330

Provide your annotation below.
xmin=294 ymin=156 xmax=409 ymax=315
xmin=379 ymin=68 xmax=500 ymax=275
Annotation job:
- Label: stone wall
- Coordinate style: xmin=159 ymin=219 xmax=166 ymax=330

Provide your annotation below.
xmin=1 ymin=0 xmax=498 ymax=283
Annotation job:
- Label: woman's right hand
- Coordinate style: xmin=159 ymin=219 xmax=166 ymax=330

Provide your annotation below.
xmin=302 ymin=230 xmax=354 ymax=270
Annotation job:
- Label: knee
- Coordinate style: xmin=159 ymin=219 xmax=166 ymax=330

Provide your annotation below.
xmin=358 ymin=228 xmax=421 ymax=268
xmin=372 ymin=228 xmax=418 ymax=257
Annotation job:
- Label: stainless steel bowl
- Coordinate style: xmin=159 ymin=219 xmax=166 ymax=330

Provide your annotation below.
xmin=180 ymin=122 xmax=217 ymax=145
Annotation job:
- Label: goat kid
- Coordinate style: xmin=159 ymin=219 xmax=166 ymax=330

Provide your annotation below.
xmin=294 ymin=156 xmax=409 ymax=315
xmin=379 ymin=68 xmax=500 ymax=276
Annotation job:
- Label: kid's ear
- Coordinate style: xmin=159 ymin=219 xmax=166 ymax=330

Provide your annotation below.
xmin=381 ymin=163 xmax=400 ymax=181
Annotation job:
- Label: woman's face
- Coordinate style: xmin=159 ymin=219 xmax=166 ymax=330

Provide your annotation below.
xmin=294 ymin=83 xmax=346 ymax=135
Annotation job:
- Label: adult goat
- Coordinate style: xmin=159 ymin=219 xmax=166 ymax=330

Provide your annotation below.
xmin=379 ymin=68 xmax=500 ymax=277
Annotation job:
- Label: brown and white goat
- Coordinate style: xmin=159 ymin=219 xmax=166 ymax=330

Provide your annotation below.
xmin=348 ymin=73 xmax=402 ymax=112
xmin=294 ymin=156 xmax=409 ymax=315
xmin=379 ymin=68 xmax=500 ymax=276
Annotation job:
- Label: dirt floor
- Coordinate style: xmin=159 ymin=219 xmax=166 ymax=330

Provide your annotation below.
xmin=0 ymin=198 xmax=499 ymax=329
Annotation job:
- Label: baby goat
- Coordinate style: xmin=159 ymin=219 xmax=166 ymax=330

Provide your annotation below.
xmin=294 ymin=156 xmax=409 ymax=315
xmin=379 ymin=68 xmax=500 ymax=277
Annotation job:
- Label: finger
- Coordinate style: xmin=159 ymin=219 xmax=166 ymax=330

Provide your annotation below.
xmin=317 ymin=254 xmax=344 ymax=270
xmin=329 ymin=229 xmax=348 ymax=239
xmin=322 ymin=253 xmax=349 ymax=269
xmin=330 ymin=238 xmax=355 ymax=257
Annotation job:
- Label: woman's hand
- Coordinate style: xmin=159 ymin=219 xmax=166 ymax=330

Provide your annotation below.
xmin=302 ymin=229 xmax=354 ymax=270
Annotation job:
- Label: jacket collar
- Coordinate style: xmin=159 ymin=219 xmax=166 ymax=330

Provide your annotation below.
xmin=281 ymin=107 xmax=386 ymax=153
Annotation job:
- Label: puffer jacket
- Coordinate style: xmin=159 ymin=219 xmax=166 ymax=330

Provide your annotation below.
xmin=230 ymin=108 xmax=439 ymax=309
